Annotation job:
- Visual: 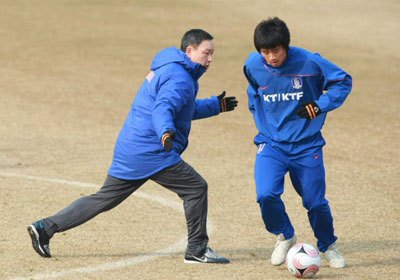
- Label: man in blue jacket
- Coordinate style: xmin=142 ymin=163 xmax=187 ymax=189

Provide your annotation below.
xmin=28 ymin=29 xmax=237 ymax=264
xmin=244 ymin=18 xmax=352 ymax=268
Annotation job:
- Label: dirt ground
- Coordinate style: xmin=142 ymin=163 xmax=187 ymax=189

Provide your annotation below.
xmin=1 ymin=0 xmax=399 ymax=279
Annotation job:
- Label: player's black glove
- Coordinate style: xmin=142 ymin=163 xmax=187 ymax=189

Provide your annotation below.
xmin=296 ymin=101 xmax=322 ymax=119
xmin=161 ymin=130 xmax=175 ymax=152
xmin=217 ymin=91 xmax=238 ymax=112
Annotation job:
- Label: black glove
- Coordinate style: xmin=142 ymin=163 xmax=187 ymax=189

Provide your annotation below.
xmin=217 ymin=91 xmax=238 ymax=112
xmin=161 ymin=130 xmax=175 ymax=152
xmin=296 ymin=101 xmax=322 ymax=119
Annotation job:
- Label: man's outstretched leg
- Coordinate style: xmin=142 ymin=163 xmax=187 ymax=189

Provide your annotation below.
xmin=28 ymin=175 xmax=146 ymax=257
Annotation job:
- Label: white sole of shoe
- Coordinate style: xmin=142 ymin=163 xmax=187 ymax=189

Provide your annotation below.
xmin=28 ymin=225 xmax=46 ymax=256
xmin=184 ymin=259 xmax=203 ymax=264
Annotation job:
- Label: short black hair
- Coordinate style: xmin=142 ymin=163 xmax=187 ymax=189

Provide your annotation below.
xmin=180 ymin=29 xmax=213 ymax=52
xmin=254 ymin=17 xmax=290 ymax=52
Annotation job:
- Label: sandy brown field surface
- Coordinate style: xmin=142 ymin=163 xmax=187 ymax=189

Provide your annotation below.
xmin=1 ymin=0 xmax=399 ymax=279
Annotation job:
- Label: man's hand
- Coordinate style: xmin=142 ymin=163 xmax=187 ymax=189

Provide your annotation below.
xmin=217 ymin=91 xmax=238 ymax=112
xmin=162 ymin=130 xmax=175 ymax=152
xmin=296 ymin=101 xmax=322 ymax=119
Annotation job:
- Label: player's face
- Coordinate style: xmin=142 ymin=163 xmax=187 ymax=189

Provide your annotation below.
xmin=186 ymin=40 xmax=214 ymax=70
xmin=260 ymin=45 xmax=287 ymax=67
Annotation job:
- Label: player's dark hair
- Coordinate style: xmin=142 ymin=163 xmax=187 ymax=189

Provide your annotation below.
xmin=180 ymin=29 xmax=213 ymax=52
xmin=254 ymin=17 xmax=290 ymax=52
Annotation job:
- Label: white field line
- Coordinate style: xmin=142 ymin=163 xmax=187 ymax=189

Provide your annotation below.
xmin=0 ymin=171 xmax=214 ymax=280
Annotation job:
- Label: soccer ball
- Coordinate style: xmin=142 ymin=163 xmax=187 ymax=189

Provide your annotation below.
xmin=286 ymin=243 xmax=321 ymax=278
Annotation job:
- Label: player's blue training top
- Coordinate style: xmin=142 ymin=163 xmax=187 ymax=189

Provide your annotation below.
xmin=243 ymin=46 xmax=352 ymax=154
xmin=108 ymin=47 xmax=221 ymax=180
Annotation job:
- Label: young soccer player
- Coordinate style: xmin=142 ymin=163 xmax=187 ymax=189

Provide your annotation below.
xmin=243 ymin=17 xmax=352 ymax=268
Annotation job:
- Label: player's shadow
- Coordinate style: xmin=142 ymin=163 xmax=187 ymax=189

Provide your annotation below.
xmin=213 ymin=247 xmax=273 ymax=262
xmin=340 ymin=239 xmax=400 ymax=268
xmin=341 ymin=239 xmax=400 ymax=253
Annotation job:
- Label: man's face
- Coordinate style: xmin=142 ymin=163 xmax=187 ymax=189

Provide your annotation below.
xmin=186 ymin=40 xmax=214 ymax=70
xmin=260 ymin=45 xmax=287 ymax=67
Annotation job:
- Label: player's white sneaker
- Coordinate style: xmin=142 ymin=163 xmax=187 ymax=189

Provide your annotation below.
xmin=271 ymin=233 xmax=296 ymax=265
xmin=322 ymin=242 xmax=346 ymax=268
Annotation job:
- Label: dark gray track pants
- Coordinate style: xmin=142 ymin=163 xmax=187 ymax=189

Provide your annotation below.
xmin=42 ymin=160 xmax=209 ymax=255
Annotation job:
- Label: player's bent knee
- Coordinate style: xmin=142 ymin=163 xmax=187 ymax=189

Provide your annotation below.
xmin=198 ymin=179 xmax=208 ymax=193
xmin=256 ymin=192 xmax=280 ymax=204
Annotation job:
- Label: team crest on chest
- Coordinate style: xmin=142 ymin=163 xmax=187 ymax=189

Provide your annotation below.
xmin=291 ymin=77 xmax=302 ymax=89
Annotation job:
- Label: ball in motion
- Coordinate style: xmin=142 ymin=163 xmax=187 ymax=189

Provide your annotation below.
xmin=286 ymin=243 xmax=321 ymax=278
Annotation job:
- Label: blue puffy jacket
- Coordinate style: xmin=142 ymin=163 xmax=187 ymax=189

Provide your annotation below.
xmin=108 ymin=47 xmax=221 ymax=180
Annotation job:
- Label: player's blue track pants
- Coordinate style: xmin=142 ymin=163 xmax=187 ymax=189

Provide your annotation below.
xmin=255 ymin=143 xmax=337 ymax=252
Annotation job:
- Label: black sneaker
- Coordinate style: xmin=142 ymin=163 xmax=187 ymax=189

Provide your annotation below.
xmin=184 ymin=247 xmax=230 ymax=264
xmin=27 ymin=221 xmax=51 ymax=258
